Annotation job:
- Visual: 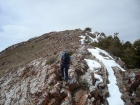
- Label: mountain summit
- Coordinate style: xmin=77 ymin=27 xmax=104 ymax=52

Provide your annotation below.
xmin=0 ymin=29 xmax=140 ymax=105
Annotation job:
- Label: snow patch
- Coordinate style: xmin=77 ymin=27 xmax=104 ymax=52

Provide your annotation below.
xmin=88 ymin=47 xmax=124 ymax=105
xmin=84 ymin=59 xmax=101 ymax=70
xmin=79 ymin=35 xmax=85 ymax=44
xmin=84 ymin=59 xmax=103 ymax=86
xmin=86 ymin=35 xmax=98 ymax=42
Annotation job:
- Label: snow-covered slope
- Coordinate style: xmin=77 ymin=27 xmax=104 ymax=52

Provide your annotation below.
xmin=88 ymin=48 xmax=125 ymax=105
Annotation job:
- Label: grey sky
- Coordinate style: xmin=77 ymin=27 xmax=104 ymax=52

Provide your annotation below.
xmin=0 ymin=0 xmax=140 ymax=52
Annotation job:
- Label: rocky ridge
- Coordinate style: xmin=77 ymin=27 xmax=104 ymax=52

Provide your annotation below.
xmin=0 ymin=29 xmax=140 ymax=105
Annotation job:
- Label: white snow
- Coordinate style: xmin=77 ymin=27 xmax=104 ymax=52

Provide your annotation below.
xmin=84 ymin=59 xmax=101 ymax=70
xmin=85 ymin=32 xmax=106 ymax=43
xmin=86 ymin=34 xmax=98 ymax=42
xmin=79 ymin=35 xmax=85 ymax=44
xmin=84 ymin=59 xmax=103 ymax=86
xmin=88 ymin=48 xmax=124 ymax=105
xmin=88 ymin=48 xmax=125 ymax=71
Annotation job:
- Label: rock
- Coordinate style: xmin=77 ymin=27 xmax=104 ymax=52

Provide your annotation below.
xmin=124 ymin=102 xmax=133 ymax=105
xmin=75 ymin=66 xmax=84 ymax=76
xmin=60 ymin=88 xmax=73 ymax=105
xmin=60 ymin=89 xmax=67 ymax=99
xmin=34 ymin=91 xmax=42 ymax=97
xmin=74 ymin=89 xmax=88 ymax=105
xmin=87 ymin=97 xmax=95 ymax=105
xmin=98 ymin=83 xmax=105 ymax=89
xmin=135 ymin=99 xmax=140 ymax=105
xmin=91 ymin=97 xmax=95 ymax=103
xmin=48 ymin=98 xmax=60 ymax=105
xmin=54 ymin=82 xmax=62 ymax=90
xmin=74 ymin=60 xmax=88 ymax=76
xmin=121 ymin=93 xmax=132 ymax=103
xmin=127 ymin=73 xmax=140 ymax=94
xmin=48 ymin=74 xmax=57 ymax=85
xmin=97 ymin=71 xmax=103 ymax=76
xmin=50 ymin=87 xmax=60 ymax=97
xmin=60 ymin=99 xmax=72 ymax=105
xmin=112 ymin=67 xmax=126 ymax=93
xmin=42 ymin=92 xmax=50 ymax=105
xmin=89 ymin=86 xmax=99 ymax=98
xmin=135 ymin=74 xmax=140 ymax=81
xmin=102 ymin=89 xmax=109 ymax=98
xmin=87 ymin=99 xmax=93 ymax=105
xmin=68 ymin=72 xmax=80 ymax=91
xmin=82 ymin=70 xmax=95 ymax=86
xmin=114 ymin=56 xmax=127 ymax=69
xmin=130 ymin=81 xmax=140 ymax=93
xmin=49 ymin=83 xmax=61 ymax=98
xmin=88 ymin=93 xmax=92 ymax=99
xmin=129 ymin=72 xmax=135 ymax=82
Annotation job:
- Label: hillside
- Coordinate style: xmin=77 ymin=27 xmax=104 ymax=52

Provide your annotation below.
xmin=0 ymin=29 xmax=82 ymax=78
xmin=0 ymin=29 xmax=140 ymax=105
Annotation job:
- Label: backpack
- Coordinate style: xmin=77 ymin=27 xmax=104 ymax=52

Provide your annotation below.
xmin=62 ymin=51 xmax=70 ymax=64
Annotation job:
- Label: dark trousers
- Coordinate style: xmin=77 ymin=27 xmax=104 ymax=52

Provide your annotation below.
xmin=60 ymin=63 xmax=69 ymax=82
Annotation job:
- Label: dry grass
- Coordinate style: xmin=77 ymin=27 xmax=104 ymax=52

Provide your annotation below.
xmin=46 ymin=55 xmax=57 ymax=65
xmin=0 ymin=29 xmax=83 ymax=78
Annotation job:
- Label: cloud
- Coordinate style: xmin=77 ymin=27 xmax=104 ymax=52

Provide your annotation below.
xmin=0 ymin=0 xmax=140 ymax=51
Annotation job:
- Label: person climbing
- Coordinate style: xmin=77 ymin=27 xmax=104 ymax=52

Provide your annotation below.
xmin=60 ymin=50 xmax=71 ymax=85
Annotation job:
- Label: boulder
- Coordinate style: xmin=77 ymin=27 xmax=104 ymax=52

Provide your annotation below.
xmin=98 ymin=83 xmax=105 ymax=89
xmin=49 ymin=82 xmax=61 ymax=98
xmin=48 ymin=74 xmax=57 ymax=85
xmin=135 ymin=99 xmax=140 ymax=105
xmin=114 ymin=56 xmax=126 ymax=69
xmin=68 ymin=72 xmax=80 ymax=90
xmin=124 ymin=102 xmax=133 ymax=105
xmin=60 ymin=99 xmax=72 ymax=105
xmin=130 ymin=81 xmax=140 ymax=93
xmin=91 ymin=97 xmax=95 ymax=103
xmin=48 ymin=98 xmax=60 ymax=105
xmin=74 ymin=89 xmax=88 ymax=105
xmin=82 ymin=70 xmax=95 ymax=86
xmin=75 ymin=66 xmax=84 ymax=76
xmin=50 ymin=88 xmax=60 ymax=98
xmin=60 ymin=89 xmax=67 ymax=99
xmin=135 ymin=74 xmax=140 ymax=81
xmin=89 ymin=86 xmax=99 ymax=98
xmin=102 ymin=89 xmax=109 ymax=98
xmin=41 ymin=92 xmax=50 ymax=105
xmin=121 ymin=92 xmax=132 ymax=102
xmin=60 ymin=88 xmax=73 ymax=105
xmin=87 ymin=99 xmax=93 ymax=105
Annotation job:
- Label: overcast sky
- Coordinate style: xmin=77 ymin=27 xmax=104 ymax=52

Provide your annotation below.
xmin=0 ymin=0 xmax=140 ymax=52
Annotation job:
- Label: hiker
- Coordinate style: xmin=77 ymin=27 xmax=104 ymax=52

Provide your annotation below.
xmin=60 ymin=50 xmax=71 ymax=84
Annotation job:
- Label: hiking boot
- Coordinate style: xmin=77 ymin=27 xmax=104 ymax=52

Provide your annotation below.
xmin=63 ymin=81 xmax=66 ymax=86
xmin=65 ymin=82 xmax=68 ymax=85
xmin=62 ymin=81 xmax=68 ymax=86
xmin=65 ymin=80 xmax=69 ymax=85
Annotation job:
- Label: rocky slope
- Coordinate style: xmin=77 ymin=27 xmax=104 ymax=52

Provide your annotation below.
xmin=0 ymin=29 xmax=140 ymax=105
xmin=0 ymin=29 xmax=82 ymax=78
